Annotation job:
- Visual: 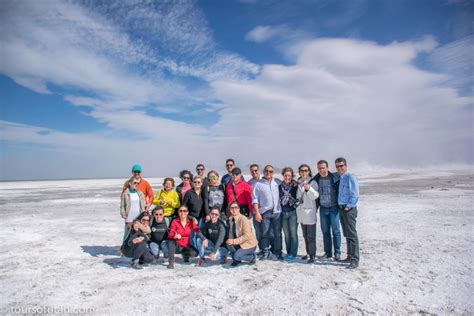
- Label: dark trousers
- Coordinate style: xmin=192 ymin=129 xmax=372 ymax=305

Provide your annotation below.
xmin=339 ymin=207 xmax=359 ymax=263
xmin=228 ymin=245 xmax=257 ymax=262
xmin=258 ymin=210 xmax=282 ymax=256
xmin=132 ymin=241 xmax=154 ymax=263
xmin=301 ymin=223 xmax=316 ymax=257
xmin=168 ymin=239 xmax=193 ymax=263
xmin=281 ymin=210 xmax=298 ymax=257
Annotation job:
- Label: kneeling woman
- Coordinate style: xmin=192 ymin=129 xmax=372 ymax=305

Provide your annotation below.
xmin=167 ymin=206 xmax=200 ymax=269
xmin=126 ymin=219 xmax=155 ymax=269
xmin=226 ymin=202 xmax=258 ymax=267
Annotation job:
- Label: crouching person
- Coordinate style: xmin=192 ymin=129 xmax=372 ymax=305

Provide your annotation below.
xmin=149 ymin=207 xmax=169 ymax=260
xmin=196 ymin=207 xmax=228 ymax=266
xmin=127 ymin=219 xmax=155 ymax=269
xmin=167 ymin=206 xmax=200 ymax=269
xmin=226 ymin=202 xmax=258 ymax=267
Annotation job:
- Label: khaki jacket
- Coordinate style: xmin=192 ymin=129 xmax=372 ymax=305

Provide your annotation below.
xmin=229 ymin=213 xmax=258 ymax=249
xmin=120 ymin=189 xmax=146 ymax=220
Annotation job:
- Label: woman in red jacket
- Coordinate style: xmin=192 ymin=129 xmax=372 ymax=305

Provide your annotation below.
xmin=167 ymin=205 xmax=200 ymax=269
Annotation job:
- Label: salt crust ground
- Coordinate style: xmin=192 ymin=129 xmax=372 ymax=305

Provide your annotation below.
xmin=0 ymin=168 xmax=472 ymax=315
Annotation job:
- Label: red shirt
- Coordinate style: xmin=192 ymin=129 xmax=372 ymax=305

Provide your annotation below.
xmin=226 ymin=180 xmax=253 ymax=215
xmin=168 ymin=218 xmax=200 ymax=248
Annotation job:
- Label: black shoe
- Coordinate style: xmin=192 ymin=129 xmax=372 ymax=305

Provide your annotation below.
xmin=132 ymin=259 xmax=143 ymax=270
xmin=249 ymin=254 xmax=256 ymax=265
xmin=167 ymin=261 xmax=174 ymax=269
xmin=301 ymin=255 xmax=308 ymax=260
xmin=183 ymin=255 xmax=190 ymax=263
xmin=277 ymin=254 xmax=284 ymax=261
xmin=307 ymin=256 xmax=315 ymax=264
xmin=338 ymin=257 xmax=351 ymax=263
xmin=231 ymin=260 xmax=242 ymax=267
xmin=346 ymin=262 xmax=359 ymax=269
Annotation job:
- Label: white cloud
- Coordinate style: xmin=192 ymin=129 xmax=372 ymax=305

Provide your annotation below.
xmin=246 ymin=25 xmax=285 ymax=43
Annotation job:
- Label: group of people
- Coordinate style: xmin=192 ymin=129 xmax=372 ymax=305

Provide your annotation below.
xmin=119 ymin=158 xmax=360 ymax=270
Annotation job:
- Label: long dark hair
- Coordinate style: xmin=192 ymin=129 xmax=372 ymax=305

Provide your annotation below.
xmin=297 ymin=164 xmax=312 ymax=178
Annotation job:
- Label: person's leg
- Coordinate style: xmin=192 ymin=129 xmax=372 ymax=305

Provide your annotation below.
xmin=234 ymin=246 xmax=257 ymax=262
xmin=320 ymin=207 xmax=332 ymax=257
xmin=253 ymin=217 xmax=263 ymax=251
xmin=288 ymin=210 xmax=299 ymax=257
xmin=122 ymin=223 xmax=130 ymax=244
xmin=271 ymin=212 xmax=283 ymax=257
xmin=215 ymin=246 xmax=229 ymax=262
xmin=329 ymin=207 xmax=342 ymax=258
xmin=149 ymin=242 xmax=160 ymax=258
xmin=339 ymin=208 xmax=350 ymax=260
xmin=260 ymin=211 xmax=273 ymax=257
xmin=167 ymin=239 xmax=177 ymax=268
xmin=301 ymin=224 xmax=309 ymax=258
xmin=196 ymin=238 xmax=205 ymax=259
xmin=307 ymin=224 xmax=316 ymax=261
xmin=181 ymin=246 xmax=191 ymax=262
xmin=345 ymin=207 xmax=359 ymax=265
xmin=281 ymin=212 xmax=291 ymax=256
xmin=160 ymin=240 xmax=169 ymax=258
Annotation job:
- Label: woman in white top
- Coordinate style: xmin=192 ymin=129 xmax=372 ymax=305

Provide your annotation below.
xmin=120 ymin=179 xmax=146 ymax=243
xmin=296 ymin=164 xmax=319 ymax=263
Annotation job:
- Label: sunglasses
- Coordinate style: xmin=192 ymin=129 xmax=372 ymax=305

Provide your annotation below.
xmin=154 ymin=213 xmax=164 ymax=216
xmin=132 ymin=182 xmax=140 ymax=185
xmin=208 ymin=176 xmax=217 ymax=180
xmin=299 ymin=169 xmax=309 ymax=172
xmin=250 ymin=169 xmax=258 ymax=173
xmin=335 ymin=164 xmax=345 ymax=168
xmin=133 ymin=171 xmax=141 ymax=173
xmin=210 ymin=213 xmax=220 ymax=216
xmin=193 ymin=181 xmax=202 ymax=184
xmin=182 ymin=177 xmax=190 ymax=180
xmin=226 ymin=164 xmax=234 ymax=167
xmin=141 ymin=219 xmax=150 ymax=222
xmin=178 ymin=209 xmax=188 ymax=213
xmin=264 ymin=170 xmax=273 ymax=173
xmin=197 ymin=168 xmax=204 ymax=171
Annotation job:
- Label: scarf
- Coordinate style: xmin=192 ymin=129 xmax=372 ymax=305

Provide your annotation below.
xmin=280 ymin=182 xmax=297 ymax=207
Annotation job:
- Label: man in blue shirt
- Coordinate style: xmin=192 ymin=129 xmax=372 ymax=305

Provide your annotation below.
xmin=252 ymin=165 xmax=283 ymax=260
xmin=336 ymin=157 xmax=360 ymax=269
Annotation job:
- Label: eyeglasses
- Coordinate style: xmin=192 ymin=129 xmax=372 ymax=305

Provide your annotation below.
xmin=299 ymin=169 xmax=309 ymax=172
xmin=210 ymin=213 xmax=219 ymax=216
xmin=226 ymin=164 xmax=234 ymax=167
xmin=208 ymin=176 xmax=217 ymax=180
xmin=132 ymin=182 xmax=140 ymax=185
xmin=193 ymin=181 xmax=202 ymax=184
xmin=335 ymin=164 xmax=345 ymax=169
xmin=178 ymin=209 xmax=189 ymax=213
xmin=154 ymin=213 xmax=164 ymax=216
xmin=183 ymin=177 xmax=190 ymax=180
xmin=264 ymin=170 xmax=273 ymax=173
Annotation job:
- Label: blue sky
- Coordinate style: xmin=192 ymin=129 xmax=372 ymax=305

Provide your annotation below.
xmin=0 ymin=0 xmax=472 ymax=180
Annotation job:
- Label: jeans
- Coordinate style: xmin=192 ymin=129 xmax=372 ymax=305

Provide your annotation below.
xmin=281 ymin=210 xmax=298 ymax=257
xmin=149 ymin=240 xmax=169 ymax=258
xmin=196 ymin=239 xmax=228 ymax=260
xmin=258 ymin=210 xmax=282 ymax=256
xmin=301 ymin=224 xmax=316 ymax=257
xmin=228 ymin=245 xmax=257 ymax=262
xmin=190 ymin=217 xmax=205 ymax=251
xmin=132 ymin=241 xmax=154 ymax=263
xmin=339 ymin=207 xmax=359 ymax=264
xmin=319 ymin=206 xmax=342 ymax=257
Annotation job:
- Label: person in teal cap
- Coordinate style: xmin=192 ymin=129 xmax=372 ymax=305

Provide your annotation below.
xmin=122 ymin=164 xmax=154 ymax=210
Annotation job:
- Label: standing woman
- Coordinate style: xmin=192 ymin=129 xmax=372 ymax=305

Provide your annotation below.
xmin=176 ymin=170 xmax=193 ymax=204
xmin=296 ymin=164 xmax=320 ymax=263
xmin=152 ymin=177 xmax=180 ymax=221
xmin=167 ymin=206 xmax=200 ymax=269
xmin=120 ymin=179 xmax=146 ymax=243
xmin=279 ymin=167 xmax=299 ymax=261
xmin=183 ymin=175 xmax=209 ymax=221
xmin=207 ymin=170 xmax=226 ymax=223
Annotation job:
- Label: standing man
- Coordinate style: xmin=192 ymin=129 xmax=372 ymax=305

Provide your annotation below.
xmin=314 ymin=160 xmax=341 ymax=260
xmin=252 ymin=165 xmax=283 ymax=260
xmin=247 ymin=164 xmax=261 ymax=188
xmin=196 ymin=163 xmax=209 ymax=189
xmin=221 ymin=158 xmax=235 ymax=187
xmin=335 ymin=157 xmax=360 ymax=269
xmin=123 ymin=164 xmax=154 ymax=210
xmin=225 ymin=167 xmax=253 ymax=218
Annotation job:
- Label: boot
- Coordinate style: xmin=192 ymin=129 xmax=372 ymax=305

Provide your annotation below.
xmin=307 ymin=255 xmax=315 ymax=264
xmin=131 ymin=259 xmax=143 ymax=269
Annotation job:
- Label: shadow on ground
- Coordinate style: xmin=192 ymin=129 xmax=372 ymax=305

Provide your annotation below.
xmin=81 ymin=245 xmax=121 ymax=257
